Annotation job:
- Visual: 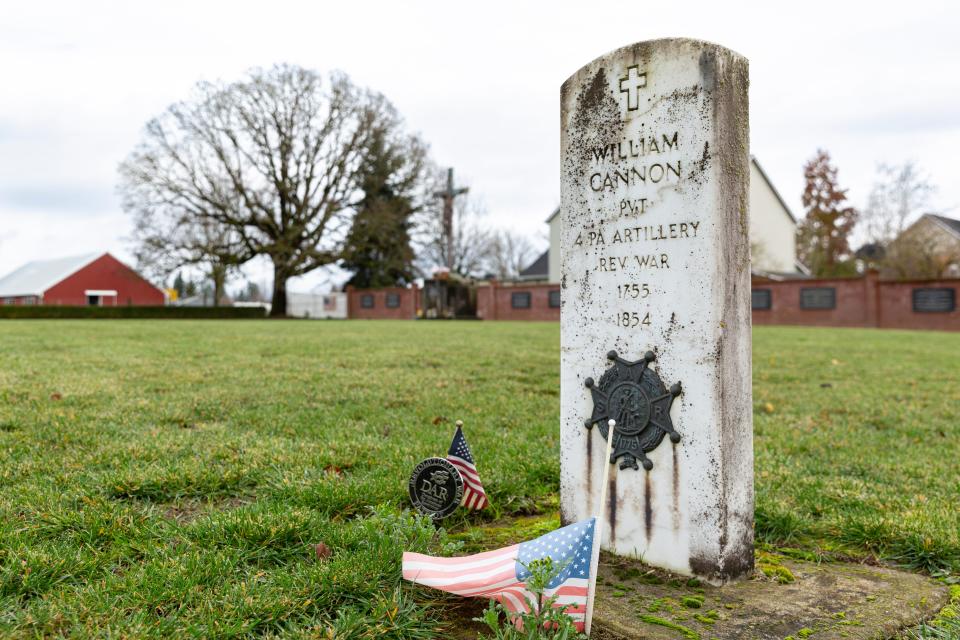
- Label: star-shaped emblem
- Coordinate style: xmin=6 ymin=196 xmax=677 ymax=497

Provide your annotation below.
xmin=584 ymin=350 xmax=682 ymax=470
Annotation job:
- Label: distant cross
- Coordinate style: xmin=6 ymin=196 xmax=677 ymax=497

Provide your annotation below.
xmin=433 ymin=168 xmax=469 ymax=270
xmin=619 ymin=65 xmax=647 ymax=111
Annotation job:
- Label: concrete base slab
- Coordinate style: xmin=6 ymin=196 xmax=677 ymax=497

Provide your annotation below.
xmin=593 ymin=553 xmax=948 ymax=640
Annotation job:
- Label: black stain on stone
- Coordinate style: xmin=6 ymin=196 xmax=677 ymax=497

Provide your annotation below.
xmin=686 ymin=141 xmax=711 ymax=186
xmin=724 ymin=543 xmax=755 ymax=577
xmin=559 ymin=503 xmax=572 ymax=527
xmin=688 ymin=553 xmax=720 ymax=581
xmin=644 ymin=472 xmax=653 ymax=541
xmin=689 ymin=544 xmax=755 ymax=584
xmin=578 ymin=268 xmax=592 ymax=306
xmin=718 ymin=509 xmax=729 ymax=559
xmin=672 ymin=441 xmax=681 ymax=534
xmin=567 ymin=65 xmax=623 ymax=196
xmin=699 ymin=49 xmax=717 ymax=92
xmin=579 ymin=68 xmax=609 ymax=114
xmin=608 ymin=475 xmax=618 ymax=542
xmin=585 ymin=425 xmax=593 ymax=513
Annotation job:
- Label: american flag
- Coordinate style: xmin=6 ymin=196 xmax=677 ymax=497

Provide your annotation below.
xmin=447 ymin=423 xmax=488 ymax=510
xmin=402 ymin=518 xmax=596 ymax=631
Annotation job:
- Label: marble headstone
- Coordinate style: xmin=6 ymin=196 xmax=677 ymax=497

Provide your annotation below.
xmin=559 ymin=38 xmax=753 ymax=583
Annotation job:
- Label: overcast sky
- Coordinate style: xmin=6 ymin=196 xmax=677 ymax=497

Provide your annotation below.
xmin=1 ymin=0 xmax=957 ymax=290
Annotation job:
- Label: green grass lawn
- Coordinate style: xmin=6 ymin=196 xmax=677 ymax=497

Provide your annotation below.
xmin=0 ymin=320 xmax=957 ymax=637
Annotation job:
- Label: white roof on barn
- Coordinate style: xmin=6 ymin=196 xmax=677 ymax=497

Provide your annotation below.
xmin=0 ymin=252 xmax=102 ymax=297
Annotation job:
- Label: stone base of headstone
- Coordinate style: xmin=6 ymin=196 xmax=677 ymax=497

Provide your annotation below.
xmin=432 ymin=516 xmax=949 ymax=638
xmin=591 ymin=553 xmax=949 ymax=640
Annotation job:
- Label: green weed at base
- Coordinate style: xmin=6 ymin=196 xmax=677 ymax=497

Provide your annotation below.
xmin=637 ymin=614 xmax=701 ymax=639
xmin=474 ymin=558 xmax=587 ymax=640
xmin=901 ymin=585 xmax=960 ymax=640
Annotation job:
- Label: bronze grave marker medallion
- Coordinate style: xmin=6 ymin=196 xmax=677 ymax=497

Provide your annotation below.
xmin=408 ymin=457 xmax=464 ymax=519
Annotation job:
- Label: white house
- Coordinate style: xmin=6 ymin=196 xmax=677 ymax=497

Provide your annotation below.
xmin=519 ymin=157 xmax=800 ymax=282
xmin=748 ymin=157 xmax=799 ymax=274
xmin=286 ymin=292 xmax=348 ymax=319
xmin=882 ymin=213 xmax=960 ymax=278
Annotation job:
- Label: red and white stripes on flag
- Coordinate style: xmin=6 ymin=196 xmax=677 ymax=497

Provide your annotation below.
xmin=402 ymin=518 xmax=596 ymax=632
xmin=447 ymin=423 xmax=489 ymax=510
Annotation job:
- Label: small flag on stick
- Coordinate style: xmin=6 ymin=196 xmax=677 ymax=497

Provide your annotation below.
xmin=403 ymin=517 xmax=597 ymax=632
xmin=447 ymin=420 xmax=488 ymax=510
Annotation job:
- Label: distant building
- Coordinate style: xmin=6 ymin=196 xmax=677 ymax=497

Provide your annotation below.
xmin=286 ymin=292 xmax=347 ymax=319
xmin=883 ymin=213 xmax=960 ymax=279
xmin=175 ymin=293 xmax=224 ymax=307
xmin=523 ymin=157 xmax=801 ymax=282
xmin=0 ymin=252 xmax=165 ymax=306
xmin=517 ymin=250 xmax=549 ymax=281
xmin=748 ymin=157 xmax=800 ymax=274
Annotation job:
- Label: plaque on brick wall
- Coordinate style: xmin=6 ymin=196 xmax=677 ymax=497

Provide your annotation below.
xmin=549 ymin=290 xmax=561 ymax=308
xmin=800 ymin=287 xmax=836 ymax=310
xmin=752 ymin=289 xmax=772 ymax=310
xmin=912 ymin=288 xmax=956 ymax=313
xmin=511 ymin=292 xmax=531 ymax=309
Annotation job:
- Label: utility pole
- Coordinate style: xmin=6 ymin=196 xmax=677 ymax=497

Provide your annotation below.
xmin=433 ymin=168 xmax=469 ymax=271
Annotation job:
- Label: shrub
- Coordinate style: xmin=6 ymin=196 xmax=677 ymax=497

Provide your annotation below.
xmin=0 ymin=305 xmax=265 ymax=319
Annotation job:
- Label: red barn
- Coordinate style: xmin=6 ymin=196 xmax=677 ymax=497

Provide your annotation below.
xmin=0 ymin=252 xmax=166 ymax=306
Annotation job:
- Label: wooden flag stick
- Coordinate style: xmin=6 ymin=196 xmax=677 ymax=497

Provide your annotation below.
xmin=584 ymin=419 xmax=617 ymax=636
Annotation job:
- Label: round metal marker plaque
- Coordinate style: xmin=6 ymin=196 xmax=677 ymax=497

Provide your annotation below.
xmin=408 ymin=457 xmax=464 ymax=519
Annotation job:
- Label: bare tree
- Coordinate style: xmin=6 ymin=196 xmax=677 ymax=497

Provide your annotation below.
xmin=884 ymin=232 xmax=960 ymax=279
xmin=127 ymin=206 xmax=250 ymax=305
xmin=119 ymin=64 xmax=423 ymax=315
xmin=862 ymin=161 xmax=937 ymax=245
xmin=485 ymin=229 xmax=537 ymax=280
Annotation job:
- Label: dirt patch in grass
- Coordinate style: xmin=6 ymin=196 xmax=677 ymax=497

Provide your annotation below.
xmin=160 ymin=496 xmax=255 ymax=523
xmin=433 ymin=599 xmax=491 ymax=639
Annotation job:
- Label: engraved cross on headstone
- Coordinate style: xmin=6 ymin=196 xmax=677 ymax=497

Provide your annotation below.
xmin=619 ymin=65 xmax=647 ymax=111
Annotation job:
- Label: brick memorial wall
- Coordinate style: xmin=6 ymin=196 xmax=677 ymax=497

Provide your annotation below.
xmin=475 ymin=282 xmax=561 ymax=321
xmin=877 ymin=281 xmax=960 ymax=331
xmin=341 ymin=273 xmax=958 ymax=330
xmin=346 ymin=286 xmax=420 ymax=320
xmin=752 ymin=270 xmax=960 ymax=331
